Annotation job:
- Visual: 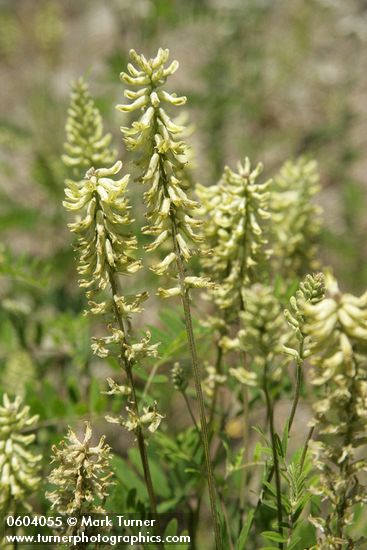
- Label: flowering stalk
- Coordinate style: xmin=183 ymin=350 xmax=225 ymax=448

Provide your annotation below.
xmin=301 ymin=275 xmax=367 ymax=548
xmin=271 ymin=157 xmax=322 ymax=281
xmin=251 ymin=274 xmax=325 ymax=541
xmin=198 ymin=159 xmax=272 ymax=524
xmin=283 ymin=272 xmax=325 ymax=431
xmin=62 ymin=77 xmax=116 ymax=179
xmin=0 ymin=394 xmax=41 ymax=516
xmin=117 ymin=48 xmax=221 ymax=548
xmin=63 ymin=161 xmax=162 ymax=517
xmin=238 ymin=284 xmax=287 ymax=546
xmin=197 ymin=158 xmax=272 ymax=316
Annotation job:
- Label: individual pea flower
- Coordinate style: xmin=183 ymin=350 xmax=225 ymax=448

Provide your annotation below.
xmin=117 ymin=48 xmax=211 ymax=293
xmin=271 ymin=157 xmax=322 ymax=280
xmin=103 ymin=377 xmax=131 ymax=397
xmin=0 ymin=394 xmax=41 ymax=515
xmin=301 ymin=275 xmax=367 ymax=547
xmin=106 ymin=401 xmax=164 ymax=434
xmin=196 ymin=158 xmax=272 ymax=315
xmin=46 ymin=423 xmax=113 ymax=517
xmin=62 ymin=77 xmax=116 ymax=178
xmin=91 ymin=326 xmax=125 ymax=359
xmin=124 ymin=331 xmax=160 ymax=362
xmin=63 ymin=161 xmax=141 ymax=301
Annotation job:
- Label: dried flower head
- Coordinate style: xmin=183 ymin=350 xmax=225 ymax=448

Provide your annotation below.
xmin=47 ymin=423 xmax=113 ymax=516
xmin=62 ymin=77 xmax=116 ymax=176
xmin=0 ymin=394 xmax=41 ymax=514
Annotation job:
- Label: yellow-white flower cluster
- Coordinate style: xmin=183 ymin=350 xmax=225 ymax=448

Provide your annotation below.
xmin=117 ymin=49 xmax=210 ymax=294
xmin=229 ymin=285 xmax=288 ymax=387
xmin=197 ymin=158 xmax=271 ymax=315
xmin=62 ymin=77 xmax=116 ymax=177
xmin=106 ymin=401 xmax=164 ymax=434
xmin=0 ymin=394 xmax=41 ymax=514
xmin=271 ymin=157 xmax=322 ymax=280
xmin=64 ymin=161 xmax=139 ymax=295
xmin=283 ymin=272 xmax=325 ymax=363
xmin=302 ymin=275 xmax=367 ymax=547
xmin=63 ymin=161 xmax=158 ymax=364
xmin=47 ymin=423 xmax=113 ymax=517
xmin=302 ymin=274 xmax=367 ymax=385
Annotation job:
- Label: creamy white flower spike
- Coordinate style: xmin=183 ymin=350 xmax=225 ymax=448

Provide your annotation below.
xmin=63 ymin=159 xmax=162 ymax=433
xmin=62 ymin=77 xmax=116 ymax=177
xmin=302 ymin=274 xmax=367 ymax=546
xmin=64 ymin=161 xmax=141 ymax=301
xmin=271 ymin=157 xmax=322 ymax=280
xmin=117 ymin=48 xmax=211 ymax=294
xmin=197 ymin=158 xmax=272 ymax=315
xmin=0 ymin=394 xmax=41 ymax=514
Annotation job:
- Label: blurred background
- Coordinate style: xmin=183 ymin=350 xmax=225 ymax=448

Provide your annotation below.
xmin=1 ymin=0 xmax=367 ymax=294
xmin=0 ymin=0 xmax=367 ymax=543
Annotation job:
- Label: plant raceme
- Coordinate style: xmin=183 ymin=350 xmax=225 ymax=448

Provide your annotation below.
xmin=2 ymin=47 xmax=365 ymax=550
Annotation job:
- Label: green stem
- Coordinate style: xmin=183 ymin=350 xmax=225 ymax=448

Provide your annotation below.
xmin=288 ymin=342 xmax=304 ymax=433
xmin=208 ymin=343 xmax=223 ymax=434
xmin=300 ymin=426 xmax=314 ymax=472
xmin=219 ymin=489 xmax=235 ymax=550
xmin=263 ymin=362 xmax=283 ymax=549
xmin=171 ymin=217 xmax=222 ymax=550
xmin=238 ymin=353 xmax=250 ymax=530
xmin=254 ymin=343 xmax=305 ymax=521
xmin=239 ymin=386 xmax=249 ymax=532
xmin=182 ymin=389 xmax=200 ymax=433
xmin=108 ymin=272 xmax=160 ymax=520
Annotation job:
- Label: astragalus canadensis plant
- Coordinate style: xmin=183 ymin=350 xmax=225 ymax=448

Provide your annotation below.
xmin=17 ymin=46 xmax=364 ymax=550
xmin=301 ymin=275 xmax=367 ymax=549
